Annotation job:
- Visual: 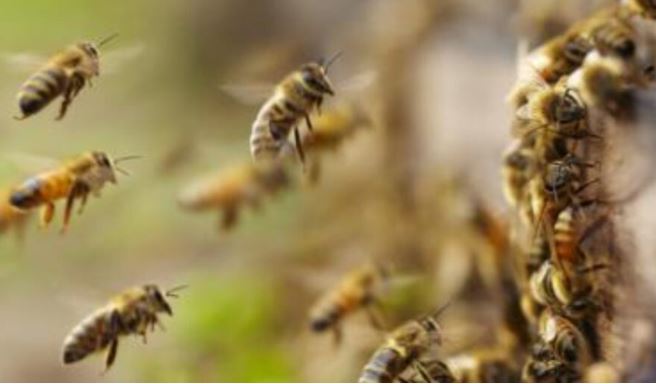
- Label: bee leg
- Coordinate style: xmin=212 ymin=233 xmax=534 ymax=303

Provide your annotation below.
xmin=304 ymin=113 xmax=314 ymax=132
xmin=332 ymin=326 xmax=343 ymax=347
xmin=40 ymin=203 xmax=56 ymax=228
xmin=57 ymin=84 xmax=75 ymax=121
xmin=293 ymin=126 xmax=306 ymax=166
xmin=365 ymin=304 xmax=387 ymax=331
xmin=62 ymin=183 xmax=84 ymax=234
xmin=77 ymin=190 xmax=89 ymax=215
xmin=220 ymin=206 xmax=238 ymax=230
xmin=103 ymin=338 xmax=119 ymax=373
xmin=413 ymin=361 xmax=434 ymax=383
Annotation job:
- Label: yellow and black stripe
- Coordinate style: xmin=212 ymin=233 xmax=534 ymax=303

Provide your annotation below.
xmin=17 ymin=67 xmax=68 ymax=118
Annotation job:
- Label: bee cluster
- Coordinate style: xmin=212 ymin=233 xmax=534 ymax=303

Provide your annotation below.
xmin=504 ymin=0 xmax=656 ymax=381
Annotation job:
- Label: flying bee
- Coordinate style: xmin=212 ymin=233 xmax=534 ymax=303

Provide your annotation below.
xmin=62 ymin=284 xmax=185 ymax=371
xmin=178 ymin=161 xmax=290 ymax=230
xmin=14 ymin=34 xmax=118 ymax=121
xmin=309 ymin=263 xmax=388 ymax=344
xmin=358 ymin=305 xmax=446 ymax=383
xmin=249 ymin=53 xmax=340 ymax=165
xmin=538 ymin=308 xmax=593 ymax=369
xmin=8 ymin=151 xmax=137 ymax=232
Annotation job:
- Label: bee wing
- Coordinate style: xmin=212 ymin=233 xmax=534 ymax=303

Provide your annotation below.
xmin=101 ymin=43 xmax=146 ymax=75
xmin=334 ymin=70 xmax=378 ymax=94
xmin=219 ymin=83 xmax=275 ymax=105
xmin=3 ymin=152 xmax=59 ymax=175
xmin=1 ymin=52 xmax=47 ymax=73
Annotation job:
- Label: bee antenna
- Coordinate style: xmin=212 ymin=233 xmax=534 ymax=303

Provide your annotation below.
xmin=114 ymin=155 xmax=143 ymax=164
xmin=97 ymin=33 xmax=119 ymax=48
xmin=115 ymin=166 xmax=131 ymax=176
xmin=320 ymin=51 xmax=343 ymax=73
xmin=166 ymin=284 xmax=189 ymax=298
xmin=429 ymin=299 xmax=452 ymax=320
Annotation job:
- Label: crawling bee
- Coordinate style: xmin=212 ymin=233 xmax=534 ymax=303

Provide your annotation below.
xmin=501 ymin=141 xmax=537 ymax=210
xmin=405 ymin=349 xmax=519 ymax=383
xmin=62 ymin=284 xmax=185 ymax=371
xmin=309 ymin=263 xmax=388 ymax=344
xmin=14 ymin=34 xmax=117 ymax=121
xmin=522 ymin=341 xmax=580 ymax=382
xmin=538 ymin=308 xmax=593 ymax=369
xmin=178 ymin=161 xmax=290 ymax=230
xmin=529 ymin=260 xmax=604 ymax=318
xmin=8 ymin=151 xmax=136 ymax=232
xmin=358 ymin=306 xmax=446 ymax=383
xmin=0 ymin=188 xmax=30 ymax=239
xmin=250 ymin=53 xmax=340 ymax=165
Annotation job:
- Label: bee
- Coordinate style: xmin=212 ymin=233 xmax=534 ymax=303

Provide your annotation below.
xmin=300 ymin=103 xmax=370 ymax=154
xmin=566 ymin=50 xmax=652 ymax=112
xmin=538 ymin=308 xmax=592 ymax=369
xmin=309 ymin=263 xmax=388 ymax=344
xmin=501 ymin=141 xmax=537 ymax=210
xmin=178 ymin=161 xmax=290 ymax=230
xmin=418 ymin=350 xmax=519 ymax=383
xmin=522 ymin=341 xmax=580 ymax=382
xmin=250 ymin=53 xmax=340 ymax=165
xmin=14 ymin=34 xmax=118 ymax=121
xmin=358 ymin=306 xmax=446 ymax=383
xmin=0 ymin=188 xmax=30 ymax=239
xmin=8 ymin=151 xmax=136 ymax=232
xmin=62 ymin=284 xmax=185 ymax=371
xmin=627 ymin=0 xmax=656 ymax=19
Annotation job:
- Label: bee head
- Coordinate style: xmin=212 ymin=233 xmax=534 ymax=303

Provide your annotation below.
xmin=300 ymin=62 xmax=334 ymax=96
xmin=636 ymin=0 xmax=656 ymax=18
xmin=144 ymin=284 xmax=174 ymax=316
xmin=91 ymin=151 xmax=118 ymax=184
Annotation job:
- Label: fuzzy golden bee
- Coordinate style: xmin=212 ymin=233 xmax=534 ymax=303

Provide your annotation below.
xmin=62 ymin=284 xmax=185 ymax=371
xmin=178 ymin=161 xmax=290 ymax=230
xmin=14 ymin=34 xmax=117 ymax=121
xmin=522 ymin=341 xmax=580 ymax=382
xmin=406 ymin=349 xmax=519 ymax=383
xmin=538 ymin=308 xmax=593 ymax=369
xmin=250 ymin=53 xmax=340 ymax=165
xmin=309 ymin=263 xmax=387 ymax=344
xmin=9 ymin=151 xmax=136 ymax=232
xmin=358 ymin=307 xmax=445 ymax=383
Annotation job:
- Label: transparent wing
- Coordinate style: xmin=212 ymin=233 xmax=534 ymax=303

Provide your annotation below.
xmin=101 ymin=42 xmax=146 ymax=75
xmin=335 ymin=70 xmax=378 ymax=94
xmin=1 ymin=52 xmax=47 ymax=73
xmin=219 ymin=83 xmax=275 ymax=105
xmin=3 ymin=152 xmax=59 ymax=175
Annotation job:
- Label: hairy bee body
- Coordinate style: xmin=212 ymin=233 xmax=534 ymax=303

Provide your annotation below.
xmin=9 ymin=151 xmax=119 ymax=231
xmin=178 ymin=162 xmax=289 ymax=230
xmin=16 ymin=42 xmax=101 ymax=120
xmin=538 ymin=309 xmax=592 ymax=368
xmin=359 ymin=314 xmax=442 ymax=383
xmin=309 ymin=264 xmax=386 ymax=341
xmin=62 ymin=284 xmax=174 ymax=370
xmin=250 ymin=61 xmax=335 ymax=164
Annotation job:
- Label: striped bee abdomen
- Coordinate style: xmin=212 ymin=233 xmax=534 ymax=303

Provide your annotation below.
xmin=62 ymin=309 xmax=119 ymax=364
xmin=17 ymin=67 xmax=68 ymax=117
xmin=359 ymin=347 xmax=406 ymax=383
xmin=9 ymin=178 xmax=43 ymax=209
